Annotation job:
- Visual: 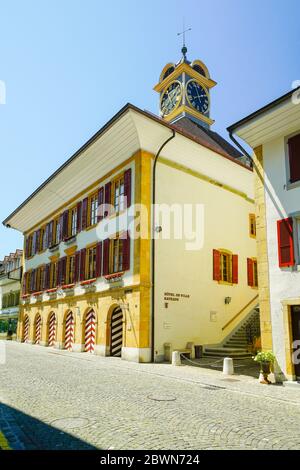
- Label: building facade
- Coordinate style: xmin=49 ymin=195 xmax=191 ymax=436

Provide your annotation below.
xmin=3 ymin=53 xmax=257 ymax=362
xmin=0 ymin=250 xmax=23 ymax=335
xmin=228 ymin=86 xmax=300 ymax=382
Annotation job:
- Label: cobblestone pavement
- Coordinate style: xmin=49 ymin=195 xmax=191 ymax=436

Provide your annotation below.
xmin=1 ymin=341 xmax=300 ymax=450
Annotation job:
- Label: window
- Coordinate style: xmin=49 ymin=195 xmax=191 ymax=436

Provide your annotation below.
xmin=87 ymin=245 xmax=97 ymax=280
xmin=26 ymin=234 xmax=33 ymax=258
xmin=89 ymin=193 xmax=98 ymax=227
xmin=67 ymin=255 xmax=76 ymax=284
xmin=69 ymin=206 xmax=77 ymax=237
xmin=112 ymin=238 xmax=124 ymax=273
xmin=112 ymin=174 xmax=125 ymax=213
xmin=288 ymin=133 xmax=300 ymax=184
xmin=54 ymin=218 xmax=61 ymax=245
xmin=249 ymin=214 xmax=256 ymax=238
xmin=213 ymin=249 xmax=238 ymax=284
xmin=247 ymin=258 xmax=258 ymax=288
xmin=221 ymin=252 xmax=231 ymax=283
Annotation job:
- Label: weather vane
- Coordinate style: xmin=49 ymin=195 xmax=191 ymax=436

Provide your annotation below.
xmin=177 ymin=21 xmax=191 ymax=59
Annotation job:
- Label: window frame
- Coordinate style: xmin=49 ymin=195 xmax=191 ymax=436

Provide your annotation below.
xmin=86 ymin=244 xmax=97 ymax=280
xmin=67 ymin=254 xmax=76 ymax=284
xmin=68 ymin=205 xmax=78 ymax=238
xmin=109 ymin=235 xmax=124 ymax=274
xmin=111 ymin=172 xmax=125 ymax=215
xmin=219 ymin=250 xmax=233 ymax=284
xmin=88 ymin=191 xmax=99 ymax=228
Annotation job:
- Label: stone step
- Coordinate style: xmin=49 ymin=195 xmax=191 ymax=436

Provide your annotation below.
xmin=203 ymin=351 xmax=252 ymax=358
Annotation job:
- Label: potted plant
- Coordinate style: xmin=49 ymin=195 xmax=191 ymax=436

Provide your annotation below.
xmin=253 ymin=351 xmax=276 ymax=384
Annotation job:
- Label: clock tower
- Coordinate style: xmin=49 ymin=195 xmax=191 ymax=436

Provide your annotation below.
xmin=154 ymin=46 xmax=217 ymax=128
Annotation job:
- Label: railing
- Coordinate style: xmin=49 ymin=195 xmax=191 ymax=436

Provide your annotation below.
xmin=222 ymin=294 xmax=259 ymax=331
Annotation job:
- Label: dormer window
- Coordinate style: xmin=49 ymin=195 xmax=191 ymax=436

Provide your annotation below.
xmin=162 ymin=66 xmax=175 ymax=81
xmin=193 ymin=64 xmax=206 ymax=77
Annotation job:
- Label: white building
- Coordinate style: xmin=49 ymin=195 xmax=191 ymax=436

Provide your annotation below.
xmin=228 ymin=86 xmax=300 ymax=383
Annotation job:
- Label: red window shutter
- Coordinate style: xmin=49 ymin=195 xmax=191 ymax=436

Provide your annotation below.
xmin=213 ymin=249 xmax=221 ymax=281
xmin=62 ymin=210 xmax=69 ymax=240
xmin=232 ymin=254 xmax=238 ymax=284
xmin=288 ymin=134 xmax=300 ymax=183
xmin=25 ymin=238 xmax=29 ymax=259
xmin=59 ymin=213 xmax=64 ymax=242
xmin=31 ymin=269 xmax=36 ymax=292
xmin=247 ymin=258 xmax=254 ymax=286
xmin=57 ymin=259 xmax=62 ymax=286
xmin=122 ymin=231 xmax=130 ymax=271
xmin=104 ymin=182 xmax=111 ymax=217
xmin=22 ymin=272 xmax=27 ymax=295
xmin=61 ymin=257 xmax=67 ymax=285
xmin=96 ymin=241 xmax=102 ymax=277
xmin=124 ymin=168 xmax=132 ymax=208
xmin=277 ymin=218 xmax=295 ymax=267
xmin=81 ymin=198 xmax=88 ymax=230
xmin=32 ymin=231 xmax=37 ymax=255
xmin=77 ymin=201 xmax=82 ymax=233
xmin=36 ymin=229 xmax=40 ymax=252
xmin=97 ymin=187 xmax=104 ymax=222
xmin=103 ymin=238 xmax=110 ymax=275
xmin=44 ymin=264 xmax=50 ymax=290
xmin=74 ymin=251 xmax=80 ymax=282
xmin=45 ymin=224 xmax=49 ymax=248
xmin=79 ymin=248 xmax=86 ymax=281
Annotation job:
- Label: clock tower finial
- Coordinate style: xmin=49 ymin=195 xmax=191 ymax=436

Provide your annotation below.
xmin=177 ymin=23 xmax=191 ymax=60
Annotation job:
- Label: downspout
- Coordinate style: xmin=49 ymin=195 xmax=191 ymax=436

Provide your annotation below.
xmin=228 ymin=130 xmax=253 ymax=167
xmin=151 ymin=129 xmax=176 ymax=363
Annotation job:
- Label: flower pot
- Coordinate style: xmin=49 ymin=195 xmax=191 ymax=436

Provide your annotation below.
xmin=260 ymin=361 xmax=272 ymax=384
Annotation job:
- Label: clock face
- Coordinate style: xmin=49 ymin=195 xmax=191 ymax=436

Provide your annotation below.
xmin=160 ymin=81 xmax=182 ymax=116
xmin=186 ymin=80 xmax=209 ymax=114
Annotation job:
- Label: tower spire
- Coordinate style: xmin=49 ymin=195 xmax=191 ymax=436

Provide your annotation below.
xmin=177 ymin=21 xmax=191 ymax=60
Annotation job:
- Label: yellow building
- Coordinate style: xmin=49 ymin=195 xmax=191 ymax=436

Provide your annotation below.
xmin=3 ymin=51 xmax=258 ymax=362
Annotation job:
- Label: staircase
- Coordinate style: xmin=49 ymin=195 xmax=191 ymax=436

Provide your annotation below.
xmin=204 ymin=306 xmax=260 ymax=358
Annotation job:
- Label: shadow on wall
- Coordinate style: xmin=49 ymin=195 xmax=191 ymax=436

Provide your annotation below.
xmin=0 ymin=402 xmax=99 ymax=450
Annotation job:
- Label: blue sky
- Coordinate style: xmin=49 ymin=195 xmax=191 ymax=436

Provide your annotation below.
xmin=0 ymin=0 xmax=299 ymax=259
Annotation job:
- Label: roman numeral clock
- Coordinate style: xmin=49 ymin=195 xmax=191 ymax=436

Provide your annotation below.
xmin=154 ymin=54 xmax=217 ymax=128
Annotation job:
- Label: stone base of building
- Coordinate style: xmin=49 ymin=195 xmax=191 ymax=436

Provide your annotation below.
xmin=283 ymin=380 xmax=300 ymax=389
xmin=54 ymin=342 xmax=65 ymax=350
xmin=39 ymin=341 xmax=48 ymax=347
xmin=94 ymin=345 xmax=110 ymax=356
xmin=121 ymin=347 xmax=151 ymax=363
xmin=72 ymin=343 xmax=85 ymax=353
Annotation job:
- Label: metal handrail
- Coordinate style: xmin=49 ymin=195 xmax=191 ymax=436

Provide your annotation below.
xmin=221 ymin=294 xmax=259 ymax=331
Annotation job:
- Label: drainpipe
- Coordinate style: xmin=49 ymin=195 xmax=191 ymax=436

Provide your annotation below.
xmin=228 ymin=131 xmax=253 ymax=168
xmin=151 ymin=129 xmax=176 ymax=363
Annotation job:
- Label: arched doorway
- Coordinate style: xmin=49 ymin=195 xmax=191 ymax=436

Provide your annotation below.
xmin=34 ymin=314 xmax=42 ymax=344
xmin=48 ymin=312 xmax=56 ymax=347
xmin=64 ymin=311 xmax=74 ymax=351
xmin=84 ymin=310 xmax=96 ymax=353
xmin=23 ymin=315 xmax=29 ymax=343
xmin=110 ymin=307 xmax=123 ymax=357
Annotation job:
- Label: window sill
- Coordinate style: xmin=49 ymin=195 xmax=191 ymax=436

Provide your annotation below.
xmin=287 ymin=180 xmax=300 ymax=191
xmin=46 ymin=288 xmax=57 ymax=293
xmin=49 ymin=244 xmax=59 ymax=252
xmin=61 ymin=283 xmax=75 ymax=290
xmin=217 ymin=280 xmax=234 ymax=286
xmin=85 ymin=224 xmax=97 ymax=232
xmin=63 ymin=235 xmax=77 ymax=245
xmin=80 ymin=278 xmax=96 ymax=286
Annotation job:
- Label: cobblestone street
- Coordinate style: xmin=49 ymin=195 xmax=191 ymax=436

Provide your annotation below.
xmin=1 ymin=341 xmax=300 ymax=450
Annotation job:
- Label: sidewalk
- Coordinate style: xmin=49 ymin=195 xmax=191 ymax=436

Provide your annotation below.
xmin=47 ymin=346 xmax=300 ymax=405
